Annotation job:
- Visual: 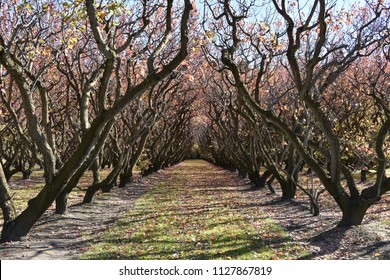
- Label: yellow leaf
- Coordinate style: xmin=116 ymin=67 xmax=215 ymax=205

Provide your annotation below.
xmin=98 ymin=10 xmax=107 ymax=18
xmin=205 ymin=32 xmax=214 ymax=42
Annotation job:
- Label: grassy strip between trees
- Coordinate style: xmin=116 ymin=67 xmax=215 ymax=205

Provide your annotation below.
xmin=2 ymin=170 xmax=110 ymax=221
xmin=81 ymin=161 xmax=308 ymax=260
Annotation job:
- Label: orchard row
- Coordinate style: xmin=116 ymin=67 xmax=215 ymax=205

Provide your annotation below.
xmin=0 ymin=0 xmax=389 ymax=242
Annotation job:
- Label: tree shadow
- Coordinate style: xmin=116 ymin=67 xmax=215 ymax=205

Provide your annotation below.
xmin=307 ymin=226 xmax=348 ymax=258
xmin=358 ymin=241 xmax=390 ymax=259
xmin=85 ymin=233 xmax=292 ymax=260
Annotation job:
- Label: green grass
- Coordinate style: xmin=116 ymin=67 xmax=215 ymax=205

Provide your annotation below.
xmin=10 ymin=169 xmax=44 ymax=180
xmin=12 ymin=183 xmax=45 ymax=213
xmin=81 ymin=162 xmax=307 ymax=260
xmin=381 ymin=219 xmax=390 ymax=226
xmin=7 ymin=169 xmax=111 ymax=216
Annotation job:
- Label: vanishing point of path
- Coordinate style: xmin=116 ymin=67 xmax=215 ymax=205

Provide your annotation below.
xmin=0 ymin=160 xmax=306 ymax=260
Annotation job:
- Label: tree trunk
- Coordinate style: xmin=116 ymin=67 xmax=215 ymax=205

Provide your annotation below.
xmin=79 ymin=158 xmax=103 ymax=204
xmin=3 ymin=167 xmax=19 ymax=182
xmin=91 ymin=158 xmax=101 ymax=184
xmin=101 ymin=180 xmax=117 ymax=193
xmin=361 ymin=167 xmax=368 ymax=182
xmin=266 ymin=175 xmax=276 ymax=194
xmin=248 ymin=171 xmax=264 ymax=190
xmin=310 ymin=200 xmax=320 ymax=216
xmin=282 ymin=149 xmax=298 ymax=200
xmin=238 ymin=169 xmax=247 ymax=179
xmin=119 ymin=172 xmax=133 ymax=188
xmin=227 ymin=165 xmax=237 ymax=172
xmin=22 ymin=170 xmax=32 ymax=180
xmin=1 ymin=178 xmax=62 ymax=242
xmin=338 ymin=201 xmax=370 ymax=227
xmin=142 ymin=164 xmax=159 ymax=177
xmin=55 ymin=169 xmax=83 ymax=214
xmin=281 ymin=183 xmax=296 ymax=200
xmin=84 ymin=155 xmax=126 ymax=202
xmin=83 ymin=185 xmax=98 ymax=203
xmin=55 ymin=192 xmax=68 ymax=215
xmin=0 ymin=163 xmax=17 ymax=226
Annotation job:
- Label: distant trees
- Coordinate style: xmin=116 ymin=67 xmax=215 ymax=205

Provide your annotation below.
xmin=141 ymin=81 xmax=196 ymax=176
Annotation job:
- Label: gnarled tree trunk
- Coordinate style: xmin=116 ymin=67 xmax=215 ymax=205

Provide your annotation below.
xmin=0 ymin=163 xmax=16 ymax=229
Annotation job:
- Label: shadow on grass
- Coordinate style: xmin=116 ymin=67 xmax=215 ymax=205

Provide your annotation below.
xmin=358 ymin=241 xmax=390 ymax=259
xmin=81 ymin=160 xmax=309 ymax=260
xmin=307 ymin=227 xmax=348 ymax=258
xmin=85 ymin=232 xmax=291 ymax=260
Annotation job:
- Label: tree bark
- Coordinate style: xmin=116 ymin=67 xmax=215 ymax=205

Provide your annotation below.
xmin=248 ymin=171 xmax=264 ymax=190
xmin=361 ymin=167 xmax=368 ymax=182
xmin=338 ymin=200 xmax=371 ymax=227
xmin=83 ymin=153 xmax=126 ymax=203
xmin=282 ymin=148 xmax=298 ymax=200
xmin=0 ymin=163 xmax=17 ymax=226
xmin=119 ymin=172 xmax=133 ymax=188
xmin=310 ymin=200 xmax=320 ymax=216
xmin=55 ymin=192 xmax=68 ymax=215
xmin=55 ymin=165 xmax=84 ymax=214
xmin=238 ymin=169 xmax=247 ymax=179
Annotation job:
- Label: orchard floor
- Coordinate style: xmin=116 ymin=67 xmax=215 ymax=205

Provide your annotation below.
xmin=1 ymin=160 xmax=389 ymax=260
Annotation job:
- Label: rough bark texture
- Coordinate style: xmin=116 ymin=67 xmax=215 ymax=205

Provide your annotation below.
xmin=55 ymin=192 xmax=69 ymax=215
xmin=338 ymin=201 xmax=371 ymax=227
xmin=0 ymin=163 xmax=17 ymax=225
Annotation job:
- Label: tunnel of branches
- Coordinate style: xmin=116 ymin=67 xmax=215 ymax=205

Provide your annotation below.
xmin=0 ymin=0 xmax=389 ymax=242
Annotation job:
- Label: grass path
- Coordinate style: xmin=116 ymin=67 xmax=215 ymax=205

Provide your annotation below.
xmin=81 ymin=160 xmax=307 ymax=259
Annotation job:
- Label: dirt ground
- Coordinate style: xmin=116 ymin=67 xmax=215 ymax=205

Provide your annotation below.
xmin=239 ymin=184 xmax=390 ymax=260
xmin=1 ymin=161 xmax=389 ymax=260
xmin=0 ymin=173 xmax=165 ymax=260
